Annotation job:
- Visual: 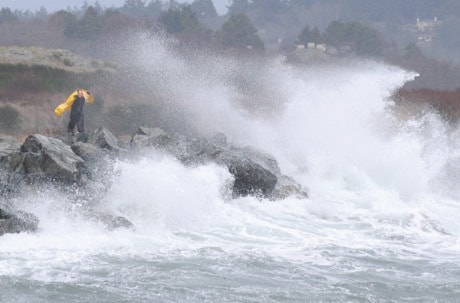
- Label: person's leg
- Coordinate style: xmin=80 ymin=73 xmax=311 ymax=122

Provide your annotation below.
xmin=68 ymin=118 xmax=76 ymax=134
xmin=76 ymin=114 xmax=85 ymax=133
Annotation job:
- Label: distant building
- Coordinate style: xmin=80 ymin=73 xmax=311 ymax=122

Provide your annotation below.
xmin=289 ymin=42 xmax=332 ymax=64
xmin=404 ymin=17 xmax=442 ymax=46
xmin=416 ymin=17 xmax=441 ymax=32
xmin=316 ymin=44 xmax=327 ymax=52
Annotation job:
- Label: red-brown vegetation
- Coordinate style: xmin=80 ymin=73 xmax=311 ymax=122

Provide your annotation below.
xmin=393 ymin=88 xmax=460 ymax=122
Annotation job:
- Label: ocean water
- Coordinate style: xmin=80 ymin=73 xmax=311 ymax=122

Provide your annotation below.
xmin=1 ymin=44 xmax=460 ymax=302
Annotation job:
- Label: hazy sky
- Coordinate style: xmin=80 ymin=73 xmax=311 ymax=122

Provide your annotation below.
xmin=1 ymin=0 xmax=229 ymax=15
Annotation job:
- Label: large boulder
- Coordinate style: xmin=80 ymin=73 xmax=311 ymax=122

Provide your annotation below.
xmin=212 ymin=145 xmax=280 ymax=175
xmin=0 ymin=135 xmax=20 ymax=161
xmin=131 ymin=127 xmax=175 ymax=149
xmin=0 ymin=135 xmax=22 ymax=193
xmin=71 ymin=141 xmax=107 ymax=163
xmin=211 ymin=145 xmax=280 ymax=198
xmin=130 ymin=127 xmax=279 ymax=198
xmin=87 ymin=127 xmax=122 ymax=151
xmin=130 ymin=126 xmax=189 ymax=160
xmin=90 ymin=213 xmax=134 ymax=231
xmin=0 ymin=208 xmax=38 ymax=235
xmin=228 ymin=159 xmax=278 ymax=197
xmin=271 ymin=175 xmax=309 ymax=200
xmin=20 ymin=134 xmax=85 ymax=182
xmin=178 ymin=137 xmax=222 ymax=165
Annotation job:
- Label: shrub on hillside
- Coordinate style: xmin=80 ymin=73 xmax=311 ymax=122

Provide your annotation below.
xmin=393 ymin=88 xmax=460 ymax=123
xmin=0 ymin=105 xmax=20 ymax=131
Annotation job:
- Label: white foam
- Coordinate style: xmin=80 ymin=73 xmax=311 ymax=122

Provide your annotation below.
xmin=1 ymin=40 xmax=459 ymax=271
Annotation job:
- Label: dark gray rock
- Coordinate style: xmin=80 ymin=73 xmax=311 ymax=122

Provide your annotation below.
xmin=233 ymin=146 xmax=281 ymax=175
xmin=212 ymin=145 xmax=280 ymax=175
xmin=71 ymin=142 xmax=107 ymax=163
xmin=178 ymin=137 xmax=222 ymax=165
xmin=76 ymin=132 xmax=88 ymax=143
xmin=0 ymin=208 xmax=38 ymax=235
xmin=87 ymin=127 xmax=122 ymax=151
xmin=211 ymin=146 xmax=280 ymax=198
xmin=271 ymin=175 xmax=308 ymax=200
xmin=228 ymin=159 xmax=278 ymax=197
xmin=130 ymin=127 xmax=280 ymax=198
xmin=131 ymin=126 xmax=176 ymax=150
xmin=0 ymin=135 xmax=22 ymax=194
xmin=21 ymin=134 xmax=84 ymax=182
xmin=0 ymin=135 xmax=20 ymax=160
xmin=91 ymin=213 xmax=134 ymax=231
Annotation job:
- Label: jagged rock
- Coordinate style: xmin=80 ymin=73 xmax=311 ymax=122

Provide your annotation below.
xmin=271 ymin=175 xmax=309 ymax=200
xmin=228 ymin=160 xmax=278 ymax=197
xmin=210 ymin=146 xmax=280 ymax=198
xmin=130 ymin=127 xmax=279 ymax=198
xmin=10 ymin=152 xmax=25 ymax=172
xmin=0 ymin=135 xmax=22 ymax=193
xmin=91 ymin=213 xmax=134 ymax=231
xmin=0 ymin=135 xmax=20 ymax=161
xmin=131 ymin=127 xmax=209 ymax=161
xmin=178 ymin=137 xmax=222 ymax=165
xmin=0 ymin=208 xmax=39 ymax=235
xmin=228 ymin=146 xmax=281 ymax=175
xmin=76 ymin=132 xmax=88 ymax=143
xmin=71 ymin=142 xmax=107 ymax=163
xmin=131 ymin=127 xmax=176 ymax=150
xmin=0 ymin=123 xmax=306 ymax=239
xmin=21 ymin=134 xmax=84 ymax=182
xmin=87 ymin=127 xmax=122 ymax=151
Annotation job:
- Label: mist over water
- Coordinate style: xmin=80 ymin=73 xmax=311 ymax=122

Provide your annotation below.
xmin=1 ymin=35 xmax=460 ymax=302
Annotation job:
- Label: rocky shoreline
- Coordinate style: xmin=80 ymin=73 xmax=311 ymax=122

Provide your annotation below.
xmin=0 ymin=127 xmax=308 ymax=236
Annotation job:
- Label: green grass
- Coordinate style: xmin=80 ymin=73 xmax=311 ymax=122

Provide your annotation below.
xmin=0 ymin=63 xmax=108 ymax=94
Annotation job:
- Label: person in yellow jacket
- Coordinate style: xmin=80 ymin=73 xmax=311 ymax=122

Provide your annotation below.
xmin=54 ymin=88 xmax=94 ymax=139
xmin=68 ymin=89 xmax=88 ymax=135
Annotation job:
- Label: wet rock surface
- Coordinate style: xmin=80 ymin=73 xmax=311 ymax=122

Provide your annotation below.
xmin=0 ymin=126 xmax=308 ymax=236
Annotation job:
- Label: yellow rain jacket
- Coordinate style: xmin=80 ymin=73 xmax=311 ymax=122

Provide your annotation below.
xmin=54 ymin=89 xmax=94 ymax=117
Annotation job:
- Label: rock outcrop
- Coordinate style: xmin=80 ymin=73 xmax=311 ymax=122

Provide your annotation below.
xmin=0 ymin=126 xmax=308 ymax=236
xmin=0 ymin=208 xmax=38 ymax=236
xmin=19 ymin=134 xmax=85 ymax=183
xmin=0 ymin=135 xmax=22 ymax=195
xmin=130 ymin=127 xmax=307 ymax=198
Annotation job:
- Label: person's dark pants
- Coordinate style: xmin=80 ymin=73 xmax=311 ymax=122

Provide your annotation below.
xmin=68 ymin=113 xmax=84 ymax=134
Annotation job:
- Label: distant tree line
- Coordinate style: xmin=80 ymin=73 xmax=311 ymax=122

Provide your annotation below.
xmin=0 ymin=1 xmax=267 ymax=52
xmin=0 ymin=0 xmax=397 ymax=56
xmin=0 ymin=0 xmax=460 ymax=89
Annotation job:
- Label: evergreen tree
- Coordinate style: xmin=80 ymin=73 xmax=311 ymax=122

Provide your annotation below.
xmin=0 ymin=7 xmax=18 ymax=23
xmin=146 ymin=0 xmax=164 ymax=17
xmin=251 ymin=0 xmax=288 ymax=25
xmin=35 ymin=6 xmax=48 ymax=19
xmin=49 ymin=10 xmax=78 ymax=35
xmin=227 ymin=0 xmax=252 ymax=15
xmin=160 ymin=5 xmax=200 ymax=34
xmin=297 ymin=25 xmax=311 ymax=46
xmin=297 ymin=25 xmax=322 ymax=47
xmin=122 ymin=0 xmax=147 ymax=16
xmin=218 ymin=13 xmax=264 ymax=50
xmin=190 ymin=0 xmax=217 ymax=19
xmin=78 ymin=6 xmax=103 ymax=40
xmin=93 ymin=1 xmax=103 ymax=14
xmin=324 ymin=20 xmax=383 ymax=57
